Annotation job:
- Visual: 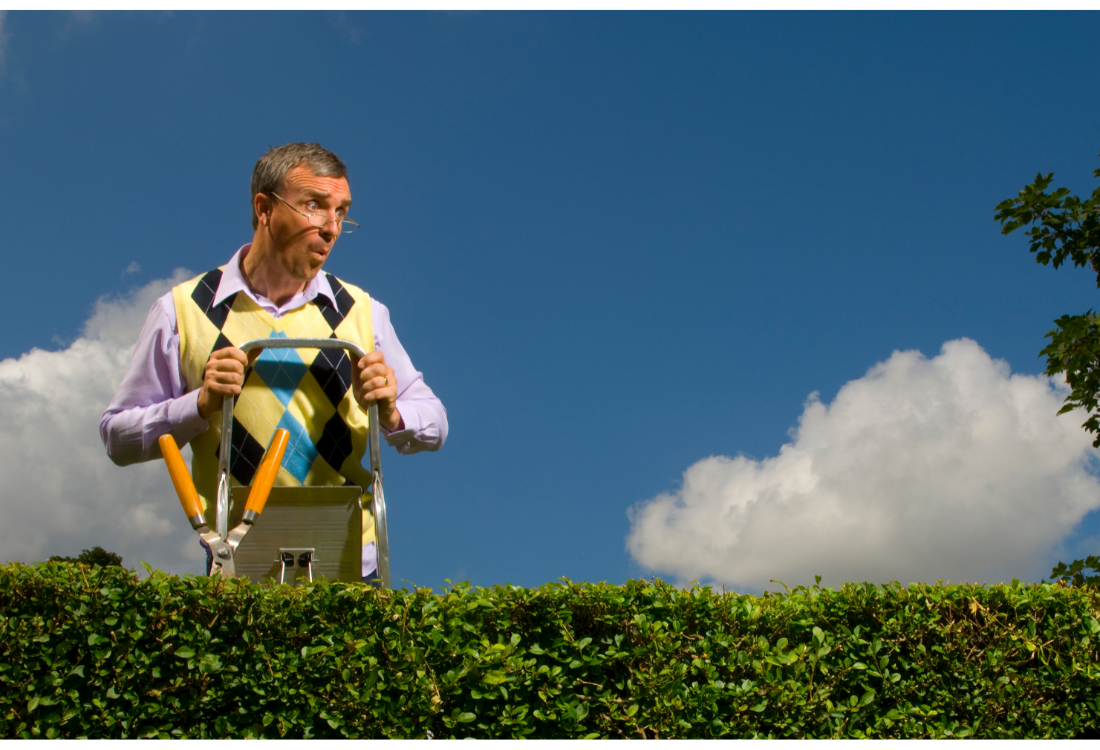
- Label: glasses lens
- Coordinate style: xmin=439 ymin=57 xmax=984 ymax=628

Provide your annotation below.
xmin=307 ymin=214 xmax=356 ymax=234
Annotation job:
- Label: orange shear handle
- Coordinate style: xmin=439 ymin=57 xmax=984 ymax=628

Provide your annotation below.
xmin=244 ymin=428 xmax=290 ymax=518
xmin=158 ymin=434 xmax=204 ymax=525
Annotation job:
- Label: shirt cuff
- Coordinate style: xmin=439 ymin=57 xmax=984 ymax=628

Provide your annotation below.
xmin=381 ymin=403 xmax=418 ymax=447
xmin=167 ymin=390 xmax=211 ymax=446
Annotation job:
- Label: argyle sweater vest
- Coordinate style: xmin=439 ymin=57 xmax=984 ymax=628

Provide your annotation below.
xmin=173 ymin=267 xmax=376 ymax=545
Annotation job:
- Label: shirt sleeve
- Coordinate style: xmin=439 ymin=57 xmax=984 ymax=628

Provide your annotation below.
xmin=372 ymin=299 xmax=449 ymax=455
xmin=99 ymin=293 xmax=209 ymax=466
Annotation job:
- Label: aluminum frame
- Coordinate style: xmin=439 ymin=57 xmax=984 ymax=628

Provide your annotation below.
xmin=215 ymin=337 xmax=390 ymax=589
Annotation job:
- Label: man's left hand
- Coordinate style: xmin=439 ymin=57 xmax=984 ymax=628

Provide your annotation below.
xmin=353 ymin=351 xmax=402 ymax=432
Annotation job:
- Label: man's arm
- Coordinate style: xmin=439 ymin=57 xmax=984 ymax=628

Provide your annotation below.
xmin=368 ymin=299 xmax=448 ymax=455
xmin=99 ymin=294 xmax=209 ymax=465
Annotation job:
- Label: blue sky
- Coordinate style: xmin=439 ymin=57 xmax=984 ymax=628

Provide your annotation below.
xmin=1 ymin=11 xmax=1099 ymax=591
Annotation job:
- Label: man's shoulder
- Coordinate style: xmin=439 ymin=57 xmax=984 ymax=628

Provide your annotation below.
xmin=170 ymin=266 xmax=229 ymax=295
xmin=323 ymin=272 xmax=371 ymax=301
xmin=320 ymin=274 xmax=390 ymax=336
xmin=322 ymin=272 xmax=385 ymax=319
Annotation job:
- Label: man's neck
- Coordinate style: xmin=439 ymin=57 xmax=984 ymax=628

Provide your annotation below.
xmin=240 ymin=239 xmax=306 ymax=307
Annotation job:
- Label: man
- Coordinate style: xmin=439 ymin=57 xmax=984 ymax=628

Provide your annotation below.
xmin=101 ymin=143 xmax=448 ymax=583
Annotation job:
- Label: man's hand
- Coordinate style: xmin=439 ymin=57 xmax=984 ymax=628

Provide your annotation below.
xmin=197 ymin=347 xmax=257 ymax=420
xmin=353 ymin=351 xmax=402 ymax=432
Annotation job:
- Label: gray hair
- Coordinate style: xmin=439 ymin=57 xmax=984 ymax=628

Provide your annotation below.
xmin=250 ymin=143 xmax=348 ymax=229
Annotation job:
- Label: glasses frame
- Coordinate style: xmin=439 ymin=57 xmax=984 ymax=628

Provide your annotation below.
xmin=270 ymin=191 xmax=359 ymax=234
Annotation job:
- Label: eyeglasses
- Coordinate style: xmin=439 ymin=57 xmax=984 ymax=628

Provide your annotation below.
xmin=271 ymin=192 xmax=359 ymax=234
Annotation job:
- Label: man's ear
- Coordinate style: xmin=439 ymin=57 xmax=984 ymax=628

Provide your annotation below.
xmin=254 ymin=192 xmax=273 ymax=226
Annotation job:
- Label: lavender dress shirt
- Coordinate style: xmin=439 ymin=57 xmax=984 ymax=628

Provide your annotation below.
xmin=100 ymin=245 xmax=448 ymax=466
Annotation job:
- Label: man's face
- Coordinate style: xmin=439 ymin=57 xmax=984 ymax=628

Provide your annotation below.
xmin=265 ymin=165 xmax=352 ymax=282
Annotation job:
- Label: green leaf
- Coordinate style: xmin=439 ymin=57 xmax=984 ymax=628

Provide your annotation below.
xmin=174 ymin=647 xmax=196 ymax=659
xmin=482 ymin=670 xmax=507 ymax=685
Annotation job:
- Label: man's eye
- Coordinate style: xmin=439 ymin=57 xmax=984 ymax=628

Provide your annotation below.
xmin=306 ymin=201 xmax=320 ymax=211
xmin=336 ymin=208 xmax=345 ymax=218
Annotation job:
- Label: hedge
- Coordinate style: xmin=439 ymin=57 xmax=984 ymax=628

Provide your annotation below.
xmin=1 ymin=562 xmax=1098 ymax=738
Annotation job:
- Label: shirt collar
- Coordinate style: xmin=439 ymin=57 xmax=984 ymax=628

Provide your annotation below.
xmin=213 ymin=243 xmax=336 ymax=309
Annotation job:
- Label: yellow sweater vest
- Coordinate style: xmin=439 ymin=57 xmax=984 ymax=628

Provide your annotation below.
xmin=173 ymin=267 xmax=377 ymax=545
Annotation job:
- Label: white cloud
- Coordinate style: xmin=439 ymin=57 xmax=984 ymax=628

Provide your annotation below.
xmin=0 ymin=270 xmax=204 ymax=574
xmin=627 ymin=339 xmax=1100 ymax=591
xmin=122 ymin=261 xmax=141 ymax=276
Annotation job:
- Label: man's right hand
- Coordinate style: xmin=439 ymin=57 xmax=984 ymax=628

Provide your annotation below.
xmin=197 ymin=347 xmax=253 ymax=420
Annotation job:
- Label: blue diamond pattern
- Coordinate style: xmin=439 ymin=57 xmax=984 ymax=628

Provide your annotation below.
xmin=277 ymin=410 xmax=319 ymax=483
xmin=252 ymin=332 xmax=308 ymax=407
xmin=251 ymin=332 xmax=317 ymax=483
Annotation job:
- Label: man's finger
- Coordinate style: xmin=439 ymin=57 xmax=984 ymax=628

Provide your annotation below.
xmin=358 ymin=363 xmax=388 ymax=382
xmin=209 ymin=370 xmax=244 ymax=385
xmin=211 ymin=346 xmax=249 ymax=365
xmin=358 ymin=351 xmax=385 ymax=369
xmin=362 ymin=376 xmax=388 ymax=391
xmin=209 ymin=359 xmax=245 ymax=372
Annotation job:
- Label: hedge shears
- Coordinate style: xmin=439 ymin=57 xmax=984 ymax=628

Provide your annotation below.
xmin=158 ymin=429 xmax=290 ymax=578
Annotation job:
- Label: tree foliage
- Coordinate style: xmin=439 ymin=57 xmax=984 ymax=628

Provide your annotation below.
xmin=47 ymin=546 xmax=124 ymax=568
xmin=994 ymin=151 xmax=1100 ymax=446
xmin=995 ymin=151 xmax=1100 ymax=589
xmin=1049 ymin=556 xmax=1100 ymax=591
